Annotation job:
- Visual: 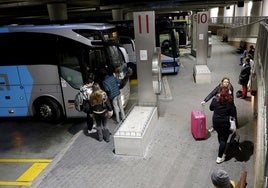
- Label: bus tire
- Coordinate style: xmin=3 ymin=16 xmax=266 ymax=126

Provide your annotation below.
xmin=34 ymin=97 xmax=63 ymax=124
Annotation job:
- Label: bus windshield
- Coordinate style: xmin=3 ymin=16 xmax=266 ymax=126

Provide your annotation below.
xmin=159 ymin=29 xmax=180 ymax=58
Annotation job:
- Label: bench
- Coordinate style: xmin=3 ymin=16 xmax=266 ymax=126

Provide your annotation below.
xmin=193 ymin=65 xmax=211 ymax=84
xmin=113 ymin=106 xmax=158 ymax=157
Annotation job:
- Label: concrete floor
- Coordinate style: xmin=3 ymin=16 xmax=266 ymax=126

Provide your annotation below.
xmin=32 ymin=36 xmax=254 ymax=188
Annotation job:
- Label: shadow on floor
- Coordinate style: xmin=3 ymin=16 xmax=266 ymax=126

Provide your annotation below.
xmin=225 ymin=140 xmax=254 ymax=162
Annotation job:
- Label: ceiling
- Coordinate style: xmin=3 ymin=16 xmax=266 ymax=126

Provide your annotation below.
xmin=0 ymin=0 xmax=249 ymax=25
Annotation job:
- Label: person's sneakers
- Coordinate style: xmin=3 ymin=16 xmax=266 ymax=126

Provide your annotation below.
xmin=114 ymin=120 xmax=120 ymax=124
xmin=208 ymin=126 xmax=214 ymax=133
xmin=216 ymin=156 xmax=225 ymax=164
xmin=88 ymin=129 xmax=97 ymax=134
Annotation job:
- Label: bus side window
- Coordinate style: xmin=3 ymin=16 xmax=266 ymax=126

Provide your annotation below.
xmin=159 ymin=33 xmax=172 ymax=56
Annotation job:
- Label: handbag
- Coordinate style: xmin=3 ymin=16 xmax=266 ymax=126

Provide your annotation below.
xmin=236 ymin=90 xmax=242 ymax=98
xmin=229 ymin=117 xmax=236 ymax=132
xmin=230 ymin=132 xmax=240 ymax=148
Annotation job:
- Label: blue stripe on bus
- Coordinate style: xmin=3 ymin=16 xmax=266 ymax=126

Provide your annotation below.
xmin=0 ymin=66 xmax=33 ymax=117
xmin=161 ymin=58 xmax=179 ymax=63
xmin=0 ymin=27 xmax=9 ymax=33
xmin=18 ymin=66 xmax=33 ymax=108
xmin=161 ymin=66 xmax=180 ymax=73
xmin=128 ymin=61 xmax=179 ymax=73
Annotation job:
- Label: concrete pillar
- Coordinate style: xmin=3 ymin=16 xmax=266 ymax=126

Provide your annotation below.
xmin=196 ymin=11 xmax=208 ymax=65
xmin=224 ymin=5 xmax=234 ymax=25
xmin=244 ymin=1 xmax=250 ymax=16
xmin=224 ymin=5 xmax=233 ymax=17
xmin=249 ymin=1 xmax=262 ymax=23
xmin=262 ymin=0 xmax=268 ymax=16
xmin=125 ymin=12 xmax=133 ymax=20
xmin=133 ymin=11 xmax=157 ymax=106
xmin=191 ymin=12 xmax=197 ymax=57
xmin=112 ymin=9 xmax=123 ymax=21
xmin=235 ymin=3 xmax=246 ymax=16
xmin=251 ymin=1 xmax=262 ymax=16
xmin=218 ymin=6 xmax=224 ymax=17
xmin=47 ymin=3 xmax=67 ymax=21
xmin=193 ymin=11 xmax=211 ymax=84
xmin=185 ymin=15 xmax=191 ymax=44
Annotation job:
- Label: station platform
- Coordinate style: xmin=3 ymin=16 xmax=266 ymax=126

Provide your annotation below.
xmin=32 ymin=36 xmax=254 ymax=188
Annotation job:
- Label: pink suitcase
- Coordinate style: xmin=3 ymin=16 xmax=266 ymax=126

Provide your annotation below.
xmin=191 ymin=110 xmax=206 ymax=140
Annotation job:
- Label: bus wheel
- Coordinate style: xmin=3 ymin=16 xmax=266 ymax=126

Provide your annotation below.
xmin=34 ymin=98 xmax=63 ymax=124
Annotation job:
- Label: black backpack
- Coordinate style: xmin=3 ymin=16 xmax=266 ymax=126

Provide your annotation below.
xmin=236 ymin=90 xmax=242 ymax=98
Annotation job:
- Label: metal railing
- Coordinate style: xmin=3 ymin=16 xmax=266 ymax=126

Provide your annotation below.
xmin=212 ymin=17 xmax=268 ymax=39
xmin=209 ymin=16 xmax=268 ymax=27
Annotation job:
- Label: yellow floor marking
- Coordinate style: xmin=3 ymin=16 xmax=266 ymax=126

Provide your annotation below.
xmin=17 ymin=162 xmax=49 ymax=182
xmin=0 ymin=159 xmax=52 ymax=163
xmin=0 ymin=159 xmax=51 ymax=186
xmin=130 ymin=79 xmax=138 ymax=85
xmin=0 ymin=181 xmax=31 ymax=186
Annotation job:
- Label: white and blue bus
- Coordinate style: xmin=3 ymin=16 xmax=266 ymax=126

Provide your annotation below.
xmin=0 ymin=23 xmax=130 ymax=123
xmin=113 ymin=19 xmax=180 ymax=76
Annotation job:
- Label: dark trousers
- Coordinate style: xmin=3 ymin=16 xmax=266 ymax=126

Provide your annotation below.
xmin=214 ymin=126 xmax=231 ymax=158
xmin=87 ymin=112 xmax=93 ymax=131
xmin=94 ymin=112 xmax=110 ymax=142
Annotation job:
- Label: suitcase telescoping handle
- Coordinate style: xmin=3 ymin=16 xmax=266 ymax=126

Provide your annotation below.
xmin=201 ymin=104 xmax=205 ymax=114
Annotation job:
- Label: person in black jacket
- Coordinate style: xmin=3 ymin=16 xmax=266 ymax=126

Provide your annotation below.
xmin=201 ymin=77 xmax=236 ymax=132
xmin=248 ymin=45 xmax=255 ymax=58
xmin=210 ymin=87 xmax=236 ymax=164
xmin=201 ymin=77 xmax=234 ymax=105
xmin=238 ymin=57 xmax=251 ymax=99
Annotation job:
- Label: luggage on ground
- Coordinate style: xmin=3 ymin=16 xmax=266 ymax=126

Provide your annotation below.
xmin=236 ymin=90 xmax=242 ymax=98
xmin=191 ymin=110 xmax=206 ymax=140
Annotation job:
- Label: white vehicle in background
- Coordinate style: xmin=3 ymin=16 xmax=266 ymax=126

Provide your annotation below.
xmin=113 ymin=19 xmax=181 ymax=78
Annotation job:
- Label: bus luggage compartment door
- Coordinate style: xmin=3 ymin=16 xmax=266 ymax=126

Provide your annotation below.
xmin=0 ymin=66 xmax=30 ymax=117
